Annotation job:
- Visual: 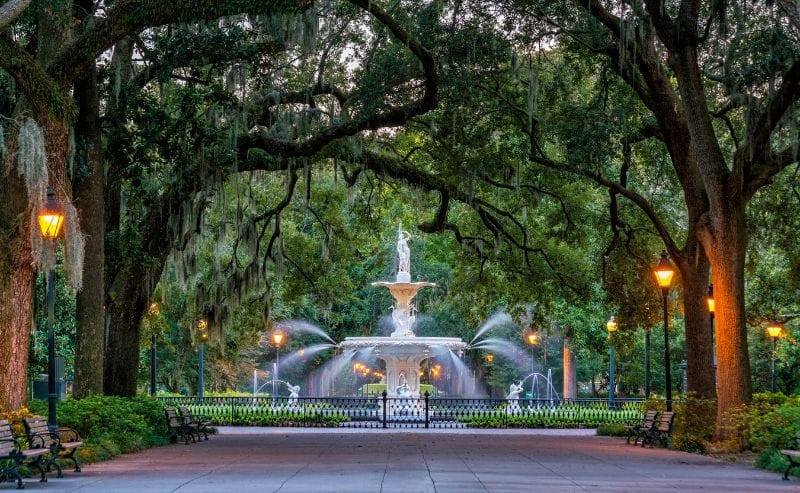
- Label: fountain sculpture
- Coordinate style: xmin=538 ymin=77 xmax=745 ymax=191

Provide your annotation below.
xmin=339 ymin=226 xmax=467 ymax=397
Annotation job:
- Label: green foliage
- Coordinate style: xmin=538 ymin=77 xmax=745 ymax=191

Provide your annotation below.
xmin=458 ymin=402 xmax=642 ymax=428
xmin=30 ymin=396 xmax=167 ymax=464
xmin=641 ymin=395 xmax=715 ymax=453
xmin=177 ymin=403 xmax=349 ymax=427
xmin=596 ymin=423 xmax=628 ymax=437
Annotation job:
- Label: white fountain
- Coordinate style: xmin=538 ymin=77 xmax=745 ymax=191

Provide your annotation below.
xmin=339 ymin=226 xmax=467 ymax=398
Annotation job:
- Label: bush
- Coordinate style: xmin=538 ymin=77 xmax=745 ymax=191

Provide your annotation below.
xmin=642 ymin=394 xmax=715 ymax=453
xmin=596 ymin=423 xmax=628 ymax=437
xmin=27 ymin=395 xmax=168 ymax=464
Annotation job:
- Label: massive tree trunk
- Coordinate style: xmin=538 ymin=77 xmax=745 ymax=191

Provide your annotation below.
xmin=674 ymin=243 xmax=715 ymax=398
xmin=103 ymin=265 xmax=152 ymax=396
xmin=0 ymin=173 xmax=34 ymax=411
xmin=702 ymin=201 xmax=751 ymax=434
xmin=73 ymin=62 xmax=105 ymax=398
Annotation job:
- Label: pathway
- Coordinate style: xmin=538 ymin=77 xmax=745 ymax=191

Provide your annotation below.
xmin=3 ymin=428 xmax=798 ymax=492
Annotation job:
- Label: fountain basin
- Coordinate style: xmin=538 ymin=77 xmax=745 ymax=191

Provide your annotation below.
xmin=340 ymin=336 xmax=467 ymax=397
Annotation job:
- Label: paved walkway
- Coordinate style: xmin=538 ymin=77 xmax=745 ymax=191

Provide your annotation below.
xmin=4 ymin=428 xmax=799 ymax=492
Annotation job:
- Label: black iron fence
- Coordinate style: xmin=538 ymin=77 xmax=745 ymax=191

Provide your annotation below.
xmin=157 ymin=394 xmax=645 ymax=429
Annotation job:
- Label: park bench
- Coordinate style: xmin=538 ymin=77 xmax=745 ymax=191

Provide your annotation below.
xmin=0 ymin=419 xmax=49 ymax=489
xmin=780 ymin=432 xmax=800 ymax=480
xmin=641 ymin=411 xmax=675 ymax=448
xmin=625 ymin=410 xmax=658 ymax=445
xmin=178 ymin=406 xmax=212 ymax=441
xmin=21 ymin=416 xmax=82 ymax=477
xmin=165 ymin=407 xmax=194 ymax=444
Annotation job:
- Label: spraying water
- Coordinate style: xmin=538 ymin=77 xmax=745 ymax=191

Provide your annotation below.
xmin=285 ymin=320 xmax=336 ymax=343
xmin=469 ymin=312 xmax=514 ymax=345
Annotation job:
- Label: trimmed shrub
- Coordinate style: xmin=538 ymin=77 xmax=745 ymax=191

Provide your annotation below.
xmin=28 ymin=395 xmax=167 ymax=464
xmin=596 ymin=423 xmax=628 ymax=437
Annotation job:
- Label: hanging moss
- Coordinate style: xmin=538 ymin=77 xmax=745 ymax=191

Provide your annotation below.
xmin=16 ymin=118 xmax=48 ymax=201
xmin=63 ymin=202 xmax=86 ymax=292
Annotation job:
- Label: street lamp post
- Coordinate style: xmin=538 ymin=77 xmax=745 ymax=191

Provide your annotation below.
xmin=151 ymin=333 xmax=157 ymax=396
xmin=707 ymin=284 xmax=716 ymax=368
xmin=644 ymin=328 xmax=650 ymax=397
xmin=654 ymin=251 xmax=675 ymax=411
xmin=526 ymin=332 xmax=539 ymax=401
xmin=272 ymin=331 xmax=285 ymax=405
xmin=197 ymin=319 xmax=208 ymax=401
xmin=149 ymin=303 xmax=159 ymax=396
xmin=766 ymin=322 xmax=783 ymax=393
xmin=38 ymin=187 xmax=65 ymax=431
xmin=606 ymin=316 xmax=618 ymax=409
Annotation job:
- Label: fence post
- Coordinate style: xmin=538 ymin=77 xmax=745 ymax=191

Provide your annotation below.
xmin=382 ymin=390 xmax=388 ymax=428
xmin=424 ymin=391 xmax=430 ymax=429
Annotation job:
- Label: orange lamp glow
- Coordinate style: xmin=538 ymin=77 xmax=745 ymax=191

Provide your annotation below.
xmin=527 ymin=333 xmax=540 ymax=346
xmin=707 ymin=284 xmax=715 ymax=314
xmin=486 ymin=354 xmax=494 ymax=363
xmin=767 ymin=322 xmax=783 ymax=339
xmin=38 ymin=188 xmax=64 ymax=239
xmin=654 ymin=250 xmax=675 ymax=289
xmin=272 ymin=332 xmax=284 ymax=346
xmin=606 ymin=316 xmax=618 ymax=332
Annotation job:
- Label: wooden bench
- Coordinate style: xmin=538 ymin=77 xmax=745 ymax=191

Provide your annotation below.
xmin=0 ymin=419 xmax=49 ymax=489
xmin=178 ymin=406 xmax=212 ymax=441
xmin=165 ymin=407 xmax=194 ymax=444
xmin=780 ymin=432 xmax=800 ymax=480
xmin=641 ymin=411 xmax=675 ymax=448
xmin=21 ymin=416 xmax=82 ymax=478
xmin=625 ymin=410 xmax=658 ymax=445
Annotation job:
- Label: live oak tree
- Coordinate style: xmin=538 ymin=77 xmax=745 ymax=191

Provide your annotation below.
xmin=0 ymin=0 xmax=315 ymax=410
xmin=496 ymin=0 xmax=800 ymax=436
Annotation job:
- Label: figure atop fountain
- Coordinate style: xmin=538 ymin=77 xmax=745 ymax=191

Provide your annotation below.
xmin=397 ymin=226 xmax=411 ymax=283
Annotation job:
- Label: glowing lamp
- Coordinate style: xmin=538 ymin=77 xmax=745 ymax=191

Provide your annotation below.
xmin=38 ymin=188 xmax=64 ymax=239
xmin=606 ymin=316 xmax=618 ymax=332
xmin=486 ymin=354 xmax=494 ymax=363
xmin=767 ymin=322 xmax=783 ymax=339
xmin=272 ymin=332 xmax=284 ymax=346
xmin=527 ymin=333 xmax=539 ymax=346
xmin=707 ymin=284 xmax=715 ymax=314
xmin=653 ymin=251 xmax=675 ymax=290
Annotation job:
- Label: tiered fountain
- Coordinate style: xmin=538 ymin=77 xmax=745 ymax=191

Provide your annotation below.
xmin=339 ymin=227 xmax=467 ymax=398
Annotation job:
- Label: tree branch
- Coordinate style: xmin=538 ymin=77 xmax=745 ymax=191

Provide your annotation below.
xmin=48 ymin=0 xmax=312 ymax=85
xmin=0 ymin=0 xmax=31 ymax=30
xmin=741 ymin=57 xmax=800 ymax=196
xmin=529 ymin=153 xmax=679 ymax=254
xmin=237 ymin=0 xmax=438 ymax=159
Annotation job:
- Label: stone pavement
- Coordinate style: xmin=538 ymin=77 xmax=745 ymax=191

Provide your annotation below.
xmin=3 ymin=428 xmax=799 ymax=492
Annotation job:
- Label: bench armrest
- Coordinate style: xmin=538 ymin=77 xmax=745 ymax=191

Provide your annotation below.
xmin=57 ymin=427 xmax=81 ymax=442
xmin=28 ymin=430 xmax=63 ymax=447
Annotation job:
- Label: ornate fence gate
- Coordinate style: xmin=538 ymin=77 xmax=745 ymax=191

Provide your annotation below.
xmin=157 ymin=394 xmax=644 ymax=430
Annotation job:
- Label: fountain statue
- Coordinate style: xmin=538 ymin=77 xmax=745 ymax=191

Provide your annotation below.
xmin=505 ymin=381 xmax=524 ymax=415
xmin=340 ymin=225 xmax=467 ymax=397
xmin=286 ymin=382 xmax=300 ymax=407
